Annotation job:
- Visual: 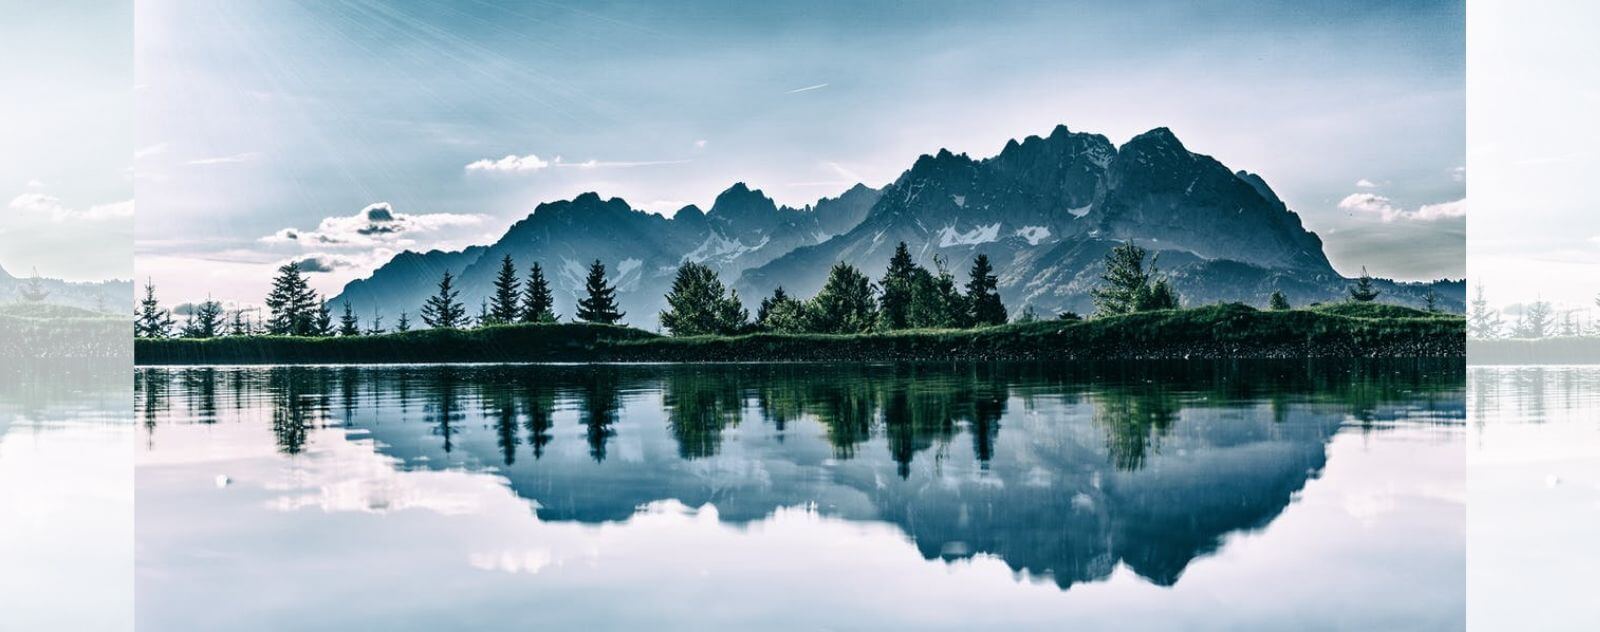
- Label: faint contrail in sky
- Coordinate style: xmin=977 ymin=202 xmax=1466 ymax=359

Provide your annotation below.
xmin=786 ymin=83 xmax=829 ymax=94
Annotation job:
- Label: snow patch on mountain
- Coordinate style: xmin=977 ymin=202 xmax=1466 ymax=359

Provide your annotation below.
xmin=952 ymin=194 xmax=966 ymax=208
xmin=937 ymin=223 xmax=1001 ymax=247
xmin=1016 ymin=226 xmax=1051 ymax=246
xmin=1068 ymin=204 xmax=1092 ymax=218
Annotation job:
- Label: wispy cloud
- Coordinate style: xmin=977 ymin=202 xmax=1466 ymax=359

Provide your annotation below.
xmin=786 ymin=83 xmax=829 ymax=94
xmin=187 ymin=152 xmax=260 ymax=165
xmin=1355 ymin=178 xmax=1377 ymax=188
xmin=1338 ymin=193 xmax=1465 ymax=223
xmin=465 ymin=154 xmax=551 ymax=172
xmin=554 ymin=157 xmax=689 ymax=169
xmin=8 ymin=193 xmax=133 ymax=222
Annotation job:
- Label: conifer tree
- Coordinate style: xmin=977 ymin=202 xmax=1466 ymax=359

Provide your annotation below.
xmin=520 ymin=263 xmax=558 ymax=323
xmin=1423 ymin=290 xmax=1439 ymax=313
xmin=134 ymin=279 xmax=174 ymax=339
xmin=490 ymin=254 xmax=521 ymax=324
xmin=365 ymin=312 xmax=386 ymax=336
xmin=1268 ymin=290 xmax=1291 ymax=311
xmin=1090 ymin=243 xmax=1150 ymax=317
xmin=476 ymin=299 xmax=490 ymax=328
xmin=660 ymin=262 xmax=747 ymax=336
xmin=805 ymin=263 xmax=877 ymax=334
xmin=338 ymin=301 xmax=361 ymax=336
xmin=1467 ymin=283 xmax=1502 ymax=339
xmin=229 ymin=309 xmax=250 ymax=336
xmin=966 ymin=254 xmax=1007 ymax=325
xmin=756 ymin=286 xmax=806 ymax=333
xmin=182 ymin=299 xmax=226 ymax=338
xmin=576 ymin=259 xmax=624 ymax=324
xmin=313 ymin=300 xmax=335 ymax=336
xmin=395 ymin=311 xmax=412 ymax=333
xmin=420 ymin=271 xmax=467 ymax=329
xmin=264 ymin=262 xmax=320 ymax=335
xmin=1349 ymin=267 xmax=1381 ymax=302
xmin=877 ymin=242 xmax=918 ymax=330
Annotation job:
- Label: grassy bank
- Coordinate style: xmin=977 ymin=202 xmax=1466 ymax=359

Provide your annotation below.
xmin=134 ymin=303 xmax=1463 ymax=365
xmin=1 ymin=303 xmax=130 ymax=359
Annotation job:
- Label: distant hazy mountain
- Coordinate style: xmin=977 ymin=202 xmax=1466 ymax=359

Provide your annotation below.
xmin=0 ymin=263 xmax=130 ymax=314
xmin=331 ymin=124 xmax=1462 ymax=327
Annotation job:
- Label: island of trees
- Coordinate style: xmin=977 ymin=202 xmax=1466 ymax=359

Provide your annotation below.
xmin=134 ymin=242 xmax=1464 ymax=364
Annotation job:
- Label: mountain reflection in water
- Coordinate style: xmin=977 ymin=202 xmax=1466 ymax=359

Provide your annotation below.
xmin=136 ymin=361 xmax=1461 ymax=593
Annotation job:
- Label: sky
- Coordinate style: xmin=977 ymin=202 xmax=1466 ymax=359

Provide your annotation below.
xmin=1467 ymin=0 xmax=1600 ymax=311
xmin=0 ymin=0 xmax=133 ymax=282
xmin=133 ymin=0 xmax=1465 ymax=307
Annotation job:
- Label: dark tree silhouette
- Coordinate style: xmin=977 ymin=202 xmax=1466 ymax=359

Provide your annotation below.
xmin=519 ymin=262 xmax=558 ymax=323
xmin=575 ymin=259 xmax=624 ymax=324
xmin=966 ymin=254 xmax=1007 ymax=325
xmin=135 ymin=279 xmax=175 ymax=338
xmin=489 ymin=254 xmax=521 ymax=324
xmin=420 ymin=271 xmax=467 ymax=329
xmin=1349 ymin=267 xmax=1381 ymax=302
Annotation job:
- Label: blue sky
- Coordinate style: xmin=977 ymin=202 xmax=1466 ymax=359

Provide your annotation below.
xmin=0 ymin=0 xmax=132 ymax=282
xmin=134 ymin=0 xmax=1464 ymax=306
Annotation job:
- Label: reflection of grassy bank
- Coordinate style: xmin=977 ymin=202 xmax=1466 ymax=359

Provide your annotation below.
xmin=135 ymin=303 xmax=1463 ymax=365
xmin=0 ymin=304 xmax=129 ymax=359
xmin=1467 ymin=338 xmax=1600 ymax=365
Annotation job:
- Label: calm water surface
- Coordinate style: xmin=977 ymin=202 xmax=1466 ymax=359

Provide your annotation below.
xmin=0 ymin=362 xmax=133 ymax=631
xmin=1468 ymin=367 xmax=1600 ymax=631
xmin=136 ymin=361 xmax=1465 ymax=631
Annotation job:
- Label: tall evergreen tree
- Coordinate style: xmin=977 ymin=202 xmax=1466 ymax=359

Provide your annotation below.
xmin=660 ymin=262 xmax=748 ymax=336
xmin=966 ymin=254 xmax=1007 ymax=325
xmin=576 ymin=259 xmax=624 ymax=324
xmin=877 ymin=242 xmax=918 ymax=330
xmin=1349 ymin=267 xmax=1381 ymax=302
xmin=182 ymin=299 xmax=226 ymax=338
xmin=1138 ymin=277 xmax=1181 ymax=311
xmin=264 ymin=262 xmax=320 ymax=335
xmin=805 ymin=263 xmax=877 ymax=334
xmin=395 ymin=311 xmax=412 ymax=333
xmin=476 ymin=299 xmax=490 ymax=328
xmin=1423 ymin=290 xmax=1439 ymax=313
xmin=1268 ymin=290 xmax=1291 ymax=311
xmin=1515 ymin=300 xmax=1554 ymax=338
xmin=756 ymin=286 xmax=807 ymax=333
xmin=1090 ymin=243 xmax=1150 ymax=317
xmin=490 ymin=254 xmax=521 ymax=324
xmin=338 ymin=301 xmax=361 ymax=336
xmin=229 ymin=309 xmax=250 ymax=336
xmin=313 ymin=300 xmax=335 ymax=336
xmin=519 ymin=263 xmax=558 ymax=323
xmin=1467 ymin=283 xmax=1502 ymax=339
xmin=134 ymin=279 xmax=174 ymax=339
xmin=365 ymin=312 xmax=386 ymax=335
xmin=420 ymin=271 xmax=467 ymax=329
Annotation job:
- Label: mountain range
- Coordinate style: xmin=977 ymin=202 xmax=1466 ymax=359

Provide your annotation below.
xmin=0 ymin=263 xmax=130 ymax=314
xmin=331 ymin=124 xmax=1463 ymax=328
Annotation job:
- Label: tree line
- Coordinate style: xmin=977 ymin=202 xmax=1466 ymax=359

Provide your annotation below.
xmin=1467 ymin=282 xmax=1600 ymax=340
xmin=136 ymin=239 xmax=1407 ymax=339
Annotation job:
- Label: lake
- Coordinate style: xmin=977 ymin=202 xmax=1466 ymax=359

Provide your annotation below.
xmin=0 ymin=361 xmax=134 ymax=631
xmin=135 ymin=361 xmax=1466 ymax=631
xmin=1468 ymin=366 xmax=1600 ymax=630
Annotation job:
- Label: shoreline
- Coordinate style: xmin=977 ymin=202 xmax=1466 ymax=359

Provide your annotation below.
xmin=135 ymin=303 xmax=1465 ymax=366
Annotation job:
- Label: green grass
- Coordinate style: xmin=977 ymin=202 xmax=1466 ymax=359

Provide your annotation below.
xmin=135 ymin=302 xmax=1464 ymax=365
xmin=1 ymin=302 xmax=129 ymax=359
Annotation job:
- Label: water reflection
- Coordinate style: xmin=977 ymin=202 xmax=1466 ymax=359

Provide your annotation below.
xmin=138 ymin=361 xmax=1461 ymax=593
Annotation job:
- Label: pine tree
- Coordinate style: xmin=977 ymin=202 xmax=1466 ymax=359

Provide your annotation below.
xmin=313 ymin=300 xmax=335 ymax=336
xmin=229 ymin=309 xmax=250 ymax=336
xmin=264 ymin=262 xmax=320 ymax=335
xmin=519 ymin=263 xmax=558 ymax=323
xmin=338 ymin=301 xmax=361 ymax=336
xmin=134 ymin=279 xmax=174 ymax=339
xmin=1467 ymin=283 xmax=1503 ymax=339
xmin=420 ymin=271 xmax=467 ymax=329
xmin=395 ymin=311 xmax=412 ymax=333
xmin=1515 ymin=300 xmax=1554 ymax=338
xmin=660 ymin=262 xmax=748 ymax=336
xmin=182 ymin=299 xmax=225 ymax=338
xmin=756 ymin=286 xmax=807 ymax=333
xmin=805 ymin=263 xmax=877 ymax=334
xmin=1090 ymin=243 xmax=1150 ymax=317
xmin=490 ymin=254 xmax=521 ymax=324
xmin=877 ymin=242 xmax=918 ymax=330
xmin=575 ymin=259 xmax=624 ymax=324
xmin=1138 ymin=277 xmax=1181 ymax=311
xmin=20 ymin=268 xmax=48 ymax=303
xmin=1423 ymin=290 xmax=1439 ymax=313
xmin=1268 ymin=290 xmax=1291 ymax=311
xmin=476 ymin=299 xmax=490 ymax=328
xmin=966 ymin=254 xmax=1007 ymax=326
xmin=1349 ymin=267 xmax=1381 ymax=302
xmin=365 ymin=312 xmax=386 ymax=335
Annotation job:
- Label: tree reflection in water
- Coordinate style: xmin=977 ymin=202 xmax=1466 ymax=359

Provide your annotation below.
xmin=138 ymin=359 xmax=1463 ymax=591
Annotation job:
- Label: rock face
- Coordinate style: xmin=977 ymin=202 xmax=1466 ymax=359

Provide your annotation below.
xmin=330 ymin=123 xmax=1461 ymax=327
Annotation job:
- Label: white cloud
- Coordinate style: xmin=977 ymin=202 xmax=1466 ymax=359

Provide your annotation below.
xmin=8 ymin=193 xmax=132 ymax=222
xmin=694 ymin=139 xmax=708 ymax=149
xmin=187 ymin=152 xmax=260 ymax=165
xmin=1338 ymin=193 xmax=1465 ymax=223
xmin=262 ymin=202 xmax=483 ymax=248
xmin=786 ymin=83 xmax=829 ymax=94
xmin=1451 ymin=165 xmax=1465 ymax=182
xmin=25 ymin=179 xmax=45 ymax=188
xmin=465 ymin=153 xmax=550 ymax=172
xmin=1355 ymin=178 xmax=1377 ymax=188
